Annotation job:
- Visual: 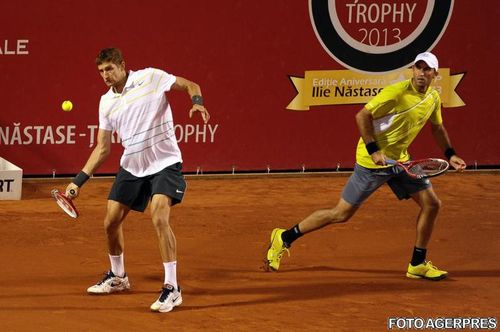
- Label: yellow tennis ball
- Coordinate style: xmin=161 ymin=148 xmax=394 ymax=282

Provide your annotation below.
xmin=62 ymin=100 xmax=73 ymax=112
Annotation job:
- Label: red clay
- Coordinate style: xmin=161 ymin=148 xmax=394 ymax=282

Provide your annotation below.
xmin=0 ymin=173 xmax=499 ymax=331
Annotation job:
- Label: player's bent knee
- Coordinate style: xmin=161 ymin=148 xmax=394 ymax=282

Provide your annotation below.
xmin=151 ymin=216 xmax=170 ymax=230
xmin=326 ymin=208 xmax=352 ymax=224
xmin=104 ymin=218 xmax=121 ymax=233
xmin=425 ymin=197 xmax=442 ymax=212
xmin=334 ymin=212 xmax=351 ymax=223
xmin=328 ymin=201 xmax=357 ymax=224
xmin=434 ymin=198 xmax=442 ymax=210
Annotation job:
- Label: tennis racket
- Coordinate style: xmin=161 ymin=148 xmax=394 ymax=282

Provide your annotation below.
xmin=386 ymin=158 xmax=449 ymax=179
xmin=51 ymin=189 xmax=79 ymax=218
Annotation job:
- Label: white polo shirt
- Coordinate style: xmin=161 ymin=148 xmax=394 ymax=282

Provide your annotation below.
xmin=98 ymin=67 xmax=182 ymax=177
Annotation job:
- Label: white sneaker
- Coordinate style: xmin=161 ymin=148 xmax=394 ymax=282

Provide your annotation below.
xmin=150 ymin=284 xmax=182 ymax=313
xmin=87 ymin=271 xmax=130 ymax=294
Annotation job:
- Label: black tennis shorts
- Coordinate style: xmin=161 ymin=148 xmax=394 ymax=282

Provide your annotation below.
xmin=108 ymin=162 xmax=186 ymax=212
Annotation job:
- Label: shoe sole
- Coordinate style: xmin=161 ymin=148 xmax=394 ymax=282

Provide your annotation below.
xmin=406 ymin=272 xmax=448 ymax=281
xmin=88 ymin=289 xmax=130 ymax=295
xmin=151 ymin=297 xmax=183 ymax=313
xmin=87 ymin=289 xmax=130 ymax=295
xmin=262 ymin=259 xmax=277 ymax=272
xmin=87 ymin=284 xmax=131 ymax=295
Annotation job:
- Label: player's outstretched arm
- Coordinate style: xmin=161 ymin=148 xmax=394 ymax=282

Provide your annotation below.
xmin=172 ymin=76 xmax=210 ymax=123
xmin=430 ymin=123 xmax=466 ymax=171
xmin=65 ymin=129 xmax=112 ymax=198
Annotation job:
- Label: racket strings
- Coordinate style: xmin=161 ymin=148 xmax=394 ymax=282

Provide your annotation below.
xmin=52 ymin=189 xmax=79 ymax=218
xmin=408 ymin=160 xmax=448 ymax=176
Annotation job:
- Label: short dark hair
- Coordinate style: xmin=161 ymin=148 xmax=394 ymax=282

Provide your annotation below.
xmin=96 ymin=47 xmax=124 ymax=65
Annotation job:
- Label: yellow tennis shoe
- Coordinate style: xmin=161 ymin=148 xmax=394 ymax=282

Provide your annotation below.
xmin=264 ymin=228 xmax=290 ymax=271
xmin=406 ymin=261 xmax=448 ymax=281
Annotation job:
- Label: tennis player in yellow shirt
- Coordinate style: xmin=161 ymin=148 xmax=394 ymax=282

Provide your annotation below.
xmin=265 ymin=52 xmax=466 ymax=280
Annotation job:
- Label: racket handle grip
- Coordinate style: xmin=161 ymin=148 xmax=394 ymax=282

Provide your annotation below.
xmin=385 ymin=159 xmax=397 ymax=165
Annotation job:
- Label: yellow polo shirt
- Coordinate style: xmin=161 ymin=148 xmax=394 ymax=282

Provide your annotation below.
xmin=356 ymin=79 xmax=442 ymax=169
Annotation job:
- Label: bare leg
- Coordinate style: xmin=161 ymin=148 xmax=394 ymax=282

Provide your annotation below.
xmin=298 ymin=198 xmax=359 ymax=234
xmin=265 ymin=197 xmax=360 ymax=271
xmin=149 ymin=194 xmax=182 ymax=311
xmin=87 ymin=201 xmax=131 ymax=294
xmin=410 ymin=187 xmax=441 ymax=248
xmin=150 ymin=194 xmax=176 ymax=262
xmin=406 ymin=187 xmax=448 ymax=280
xmin=104 ymin=200 xmax=130 ymax=255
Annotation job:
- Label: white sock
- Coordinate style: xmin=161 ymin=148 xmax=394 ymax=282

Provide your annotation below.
xmin=163 ymin=261 xmax=178 ymax=288
xmin=109 ymin=253 xmax=125 ymax=277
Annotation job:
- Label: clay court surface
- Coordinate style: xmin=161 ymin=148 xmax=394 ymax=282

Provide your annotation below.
xmin=0 ymin=172 xmax=499 ymax=331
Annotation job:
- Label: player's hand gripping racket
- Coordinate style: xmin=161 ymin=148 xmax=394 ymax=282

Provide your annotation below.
xmin=51 ymin=189 xmax=79 ymax=218
xmin=386 ymin=158 xmax=449 ymax=179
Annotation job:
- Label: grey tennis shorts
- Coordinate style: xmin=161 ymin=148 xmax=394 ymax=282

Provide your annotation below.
xmin=108 ymin=162 xmax=186 ymax=212
xmin=342 ymin=163 xmax=431 ymax=206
